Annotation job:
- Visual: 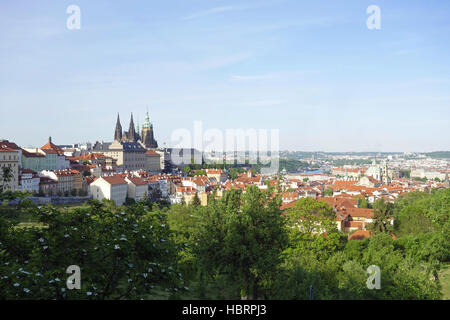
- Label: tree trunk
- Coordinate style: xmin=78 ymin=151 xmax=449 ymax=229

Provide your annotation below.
xmin=198 ymin=270 xmax=206 ymax=299
xmin=252 ymin=279 xmax=258 ymax=300
xmin=241 ymin=274 xmax=249 ymax=300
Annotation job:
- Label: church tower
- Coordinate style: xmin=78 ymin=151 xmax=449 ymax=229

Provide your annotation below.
xmin=126 ymin=113 xmax=137 ymax=142
xmin=382 ymin=160 xmax=390 ymax=185
xmin=141 ymin=109 xmax=158 ymax=149
xmin=114 ymin=113 xmax=122 ymax=142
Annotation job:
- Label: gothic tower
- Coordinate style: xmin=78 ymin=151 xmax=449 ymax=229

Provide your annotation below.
xmin=114 ymin=113 xmax=122 ymax=142
xmin=141 ymin=109 xmax=158 ymax=149
xmin=126 ymin=113 xmax=137 ymax=142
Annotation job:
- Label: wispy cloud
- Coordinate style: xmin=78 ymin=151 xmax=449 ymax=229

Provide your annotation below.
xmin=183 ymin=5 xmax=243 ymax=20
xmin=243 ymin=17 xmax=340 ymax=34
xmin=182 ymin=1 xmax=282 ymax=21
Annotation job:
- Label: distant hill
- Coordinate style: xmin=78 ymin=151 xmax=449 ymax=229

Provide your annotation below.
xmin=425 ymin=151 xmax=450 ymax=159
xmin=278 ymin=158 xmax=319 ymax=173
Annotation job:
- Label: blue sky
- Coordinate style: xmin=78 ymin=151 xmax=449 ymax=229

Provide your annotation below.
xmin=1 ymin=0 xmax=449 ymax=152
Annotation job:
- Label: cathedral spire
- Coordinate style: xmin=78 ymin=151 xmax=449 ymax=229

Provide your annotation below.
xmin=128 ymin=113 xmax=136 ymax=142
xmin=141 ymin=107 xmax=158 ymax=149
xmin=114 ymin=113 xmax=122 ymax=141
xmin=143 ymin=107 xmax=151 ymax=128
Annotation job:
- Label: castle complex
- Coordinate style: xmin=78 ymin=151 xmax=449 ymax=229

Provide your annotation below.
xmin=90 ymin=110 xmax=163 ymax=172
xmin=114 ymin=111 xmax=158 ymax=148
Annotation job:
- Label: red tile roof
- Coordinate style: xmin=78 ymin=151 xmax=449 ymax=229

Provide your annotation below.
xmin=68 ymin=153 xmax=108 ymax=161
xmin=126 ymin=177 xmax=148 ymax=186
xmin=0 ymin=146 xmax=17 ymax=153
xmin=39 ymin=177 xmax=57 ymax=184
xmin=348 ymin=230 xmax=371 ymax=240
xmin=21 ymin=169 xmax=37 ymax=174
xmin=280 ymin=201 xmax=297 ymax=211
xmin=177 ymin=186 xmax=197 ymax=194
xmin=41 ymin=140 xmax=64 ymax=155
xmin=345 ymin=208 xmax=374 ymax=219
xmin=41 ymin=149 xmax=58 ymax=155
xmin=206 ymin=169 xmax=225 ymax=174
xmin=22 ymin=149 xmax=45 ymax=157
xmin=0 ymin=140 xmax=21 ymax=150
xmin=145 ymin=150 xmax=160 ymax=156
xmin=102 ymin=176 xmax=127 ymax=185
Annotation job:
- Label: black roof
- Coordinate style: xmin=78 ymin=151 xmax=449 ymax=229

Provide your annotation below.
xmin=122 ymin=142 xmax=146 ymax=151
xmin=92 ymin=141 xmax=112 ymax=151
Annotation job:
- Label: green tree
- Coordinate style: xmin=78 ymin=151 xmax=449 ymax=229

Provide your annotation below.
xmin=82 ymin=170 xmax=91 ymax=177
xmin=230 ymin=169 xmax=239 ymax=181
xmin=190 ymin=193 xmax=201 ymax=207
xmin=194 ymin=187 xmax=288 ymax=299
xmin=166 ymin=204 xmax=201 ymax=288
xmin=285 ymin=197 xmax=336 ymax=235
xmin=193 ymin=169 xmax=206 ymax=176
xmin=368 ymin=199 xmax=394 ymax=235
xmin=356 ymin=195 xmax=369 ymax=209
xmin=395 ymin=204 xmax=435 ymax=236
xmin=361 ymin=234 xmax=441 ymax=300
xmin=0 ymin=201 xmax=185 ymax=299
xmin=400 ymin=169 xmax=411 ymax=178
xmin=0 ymin=167 xmax=13 ymax=192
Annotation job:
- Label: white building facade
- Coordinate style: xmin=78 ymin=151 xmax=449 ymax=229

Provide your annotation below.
xmin=89 ymin=176 xmax=128 ymax=206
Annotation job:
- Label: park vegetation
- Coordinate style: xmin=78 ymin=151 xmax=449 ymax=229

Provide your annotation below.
xmin=0 ymin=187 xmax=448 ymax=300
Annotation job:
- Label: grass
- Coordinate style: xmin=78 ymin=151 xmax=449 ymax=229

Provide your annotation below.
xmin=1 ymin=207 xmax=37 ymax=222
xmin=440 ymin=263 xmax=450 ymax=300
xmin=53 ymin=203 xmax=90 ymax=210
xmin=1 ymin=203 xmax=90 ymax=229
xmin=14 ymin=222 xmax=47 ymax=229
xmin=0 ymin=208 xmax=47 ymax=229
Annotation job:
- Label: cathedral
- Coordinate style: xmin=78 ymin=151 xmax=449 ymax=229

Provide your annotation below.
xmin=114 ymin=111 xmax=158 ymax=149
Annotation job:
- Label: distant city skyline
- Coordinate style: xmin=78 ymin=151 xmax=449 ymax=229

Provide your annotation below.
xmin=1 ymin=0 xmax=450 ymax=152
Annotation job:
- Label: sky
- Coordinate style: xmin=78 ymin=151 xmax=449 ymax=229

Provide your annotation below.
xmin=1 ymin=0 xmax=450 ymax=152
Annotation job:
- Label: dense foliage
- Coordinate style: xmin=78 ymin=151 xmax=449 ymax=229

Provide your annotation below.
xmin=0 ymin=200 xmax=184 ymax=299
xmin=0 ymin=188 xmax=449 ymax=300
